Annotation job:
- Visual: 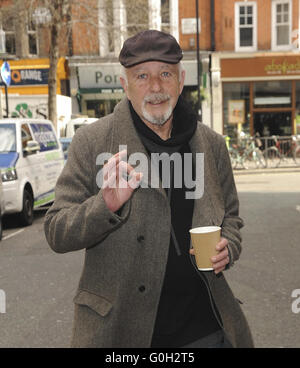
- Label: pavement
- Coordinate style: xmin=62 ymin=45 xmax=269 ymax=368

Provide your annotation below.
xmin=233 ymin=165 xmax=300 ymax=175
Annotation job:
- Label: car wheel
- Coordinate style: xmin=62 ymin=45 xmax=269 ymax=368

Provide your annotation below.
xmin=19 ymin=189 xmax=34 ymax=226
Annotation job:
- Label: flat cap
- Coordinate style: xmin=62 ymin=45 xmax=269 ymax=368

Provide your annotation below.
xmin=119 ymin=30 xmax=183 ymax=68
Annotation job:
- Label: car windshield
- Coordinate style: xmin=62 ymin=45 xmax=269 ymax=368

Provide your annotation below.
xmin=0 ymin=124 xmax=17 ymax=152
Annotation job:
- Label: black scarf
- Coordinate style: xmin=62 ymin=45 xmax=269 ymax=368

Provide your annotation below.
xmin=129 ymin=96 xmax=197 ymax=256
xmin=129 ymin=96 xmax=197 ymax=155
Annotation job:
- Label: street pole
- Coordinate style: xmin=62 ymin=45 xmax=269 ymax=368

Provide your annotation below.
xmin=4 ymin=84 xmax=8 ymax=118
xmin=196 ymin=0 xmax=202 ymax=121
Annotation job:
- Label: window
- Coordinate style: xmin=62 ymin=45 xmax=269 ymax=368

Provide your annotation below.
xmin=272 ymin=0 xmax=292 ymax=50
xmin=21 ymin=124 xmax=34 ymax=150
xmin=30 ymin=123 xmax=59 ymax=152
xmin=254 ymin=81 xmax=292 ymax=108
xmin=1 ymin=12 xmax=16 ymax=55
xmin=27 ymin=16 xmax=38 ymax=55
xmin=161 ymin=0 xmax=170 ymax=33
xmin=0 ymin=10 xmax=38 ymax=55
xmin=235 ymin=2 xmax=257 ymax=52
xmin=0 ymin=124 xmax=16 ymax=152
xmin=223 ymin=83 xmax=250 ymax=138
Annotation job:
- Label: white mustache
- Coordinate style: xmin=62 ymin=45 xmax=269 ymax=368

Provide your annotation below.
xmin=144 ymin=94 xmax=170 ymax=104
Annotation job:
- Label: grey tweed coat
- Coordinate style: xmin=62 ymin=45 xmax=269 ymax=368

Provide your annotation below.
xmin=44 ymin=98 xmax=254 ymax=348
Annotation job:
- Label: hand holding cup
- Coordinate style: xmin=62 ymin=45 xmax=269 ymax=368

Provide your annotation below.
xmin=189 ymin=226 xmax=229 ymax=274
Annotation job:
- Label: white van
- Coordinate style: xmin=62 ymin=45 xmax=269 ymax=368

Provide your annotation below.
xmin=0 ymin=119 xmax=64 ymax=226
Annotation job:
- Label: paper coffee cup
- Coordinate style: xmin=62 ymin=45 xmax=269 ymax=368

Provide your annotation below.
xmin=189 ymin=226 xmax=221 ymax=271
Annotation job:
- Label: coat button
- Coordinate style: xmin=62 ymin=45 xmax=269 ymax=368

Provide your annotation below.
xmin=137 ymin=235 xmax=145 ymax=243
xmin=138 ymin=285 xmax=146 ymax=293
xmin=109 ymin=218 xmax=117 ymax=225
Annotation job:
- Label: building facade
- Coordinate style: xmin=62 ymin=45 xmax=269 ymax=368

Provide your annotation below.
xmin=68 ymin=0 xmax=211 ymax=130
xmin=0 ymin=0 xmax=71 ymax=135
xmin=212 ymin=0 xmax=300 ymax=137
xmin=1 ymin=0 xmax=300 ymax=137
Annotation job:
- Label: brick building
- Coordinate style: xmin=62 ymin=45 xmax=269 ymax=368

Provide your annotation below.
xmin=212 ymin=0 xmax=300 ymax=137
xmin=1 ymin=0 xmax=300 ymax=136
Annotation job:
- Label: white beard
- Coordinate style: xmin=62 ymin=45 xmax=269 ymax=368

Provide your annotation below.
xmin=141 ymin=93 xmax=173 ymax=126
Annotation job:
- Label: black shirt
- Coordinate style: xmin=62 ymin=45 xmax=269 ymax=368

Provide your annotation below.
xmin=129 ymin=98 xmax=220 ymax=348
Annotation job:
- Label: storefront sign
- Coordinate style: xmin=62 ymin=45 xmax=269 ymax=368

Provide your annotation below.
xmin=221 ymin=56 xmax=300 ymax=78
xmin=264 ymin=59 xmax=300 ymax=75
xmin=78 ymin=60 xmax=204 ymax=89
xmin=0 ymin=68 xmax=49 ymax=86
xmin=12 ymin=68 xmax=48 ymax=86
xmin=228 ymin=100 xmax=245 ymax=124
xmin=78 ymin=64 xmax=122 ymax=89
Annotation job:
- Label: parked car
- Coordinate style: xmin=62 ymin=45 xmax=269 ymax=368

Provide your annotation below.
xmin=0 ymin=173 xmax=4 ymax=240
xmin=59 ymin=137 xmax=72 ymax=163
xmin=0 ymin=119 xmax=64 ymax=226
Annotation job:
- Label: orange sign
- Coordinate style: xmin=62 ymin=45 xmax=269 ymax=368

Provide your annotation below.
xmin=221 ymin=56 xmax=300 ymax=78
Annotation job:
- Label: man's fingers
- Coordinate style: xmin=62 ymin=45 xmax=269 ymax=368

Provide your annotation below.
xmin=117 ymin=160 xmax=135 ymax=179
xmin=216 ymin=237 xmax=228 ymax=251
xmin=128 ymin=172 xmax=143 ymax=189
xmin=211 ymin=247 xmax=228 ymax=263
xmin=103 ymin=161 xmax=142 ymax=190
xmin=103 ymin=150 xmax=127 ymax=179
xmin=212 ymin=256 xmax=229 ymax=269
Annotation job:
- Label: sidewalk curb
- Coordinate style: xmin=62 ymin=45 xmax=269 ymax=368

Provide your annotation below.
xmin=233 ymin=166 xmax=300 ymax=175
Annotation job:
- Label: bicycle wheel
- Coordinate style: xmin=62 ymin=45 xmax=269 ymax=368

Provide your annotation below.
xmin=228 ymin=148 xmax=238 ymax=169
xmin=264 ymin=147 xmax=281 ymax=168
xmin=254 ymin=149 xmax=267 ymax=168
xmin=293 ymin=146 xmax=300 ymax=166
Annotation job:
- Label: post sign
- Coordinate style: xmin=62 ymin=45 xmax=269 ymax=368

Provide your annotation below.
xmin=0 ymin=61 xmax=11 ymax=86
xmin=181 ymin=18 xmax=201 ymax=34
xmin=228 ymin=100 xmax=245 ymax=124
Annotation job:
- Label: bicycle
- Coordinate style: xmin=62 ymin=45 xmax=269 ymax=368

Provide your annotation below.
xmin=263 ymin=135 xmax=300 ymax=167
xmin=229 ymin=135 xmax=266 ymax=170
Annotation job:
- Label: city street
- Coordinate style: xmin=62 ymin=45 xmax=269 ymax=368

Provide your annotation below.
xmin=0 ymin=169 xmax=299 ymax=348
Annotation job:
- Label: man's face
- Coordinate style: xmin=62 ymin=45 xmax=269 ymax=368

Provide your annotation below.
xmin=120 ymin=61 xmax=185 ymax=127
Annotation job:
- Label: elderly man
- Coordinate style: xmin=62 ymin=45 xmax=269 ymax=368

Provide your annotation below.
xmin=44 ymin=30 xmax=253 ymax=348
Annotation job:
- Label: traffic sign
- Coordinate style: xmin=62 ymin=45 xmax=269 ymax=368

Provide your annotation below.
xmin=1 ymin=61 xmax=11 ymax=86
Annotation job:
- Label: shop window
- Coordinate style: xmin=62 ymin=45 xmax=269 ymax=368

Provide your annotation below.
xmin=254 ymin=81 xmax=292 ymax=108
xmin=272 ymin=0 xmax=292 ymax=50
xmin=223 ymin=83 xmax=250 ymax=138
xmin=234 ymin=2 xmax=257 ymax=52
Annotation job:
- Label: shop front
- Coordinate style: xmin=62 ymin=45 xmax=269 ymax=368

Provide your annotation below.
xmin=69 ymin=56 xmax=211 ymax=124
xmin=0 ymin=58 xmax=71 ymax=136
xmin=220 ymin=54 xmax=300 ymax=138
